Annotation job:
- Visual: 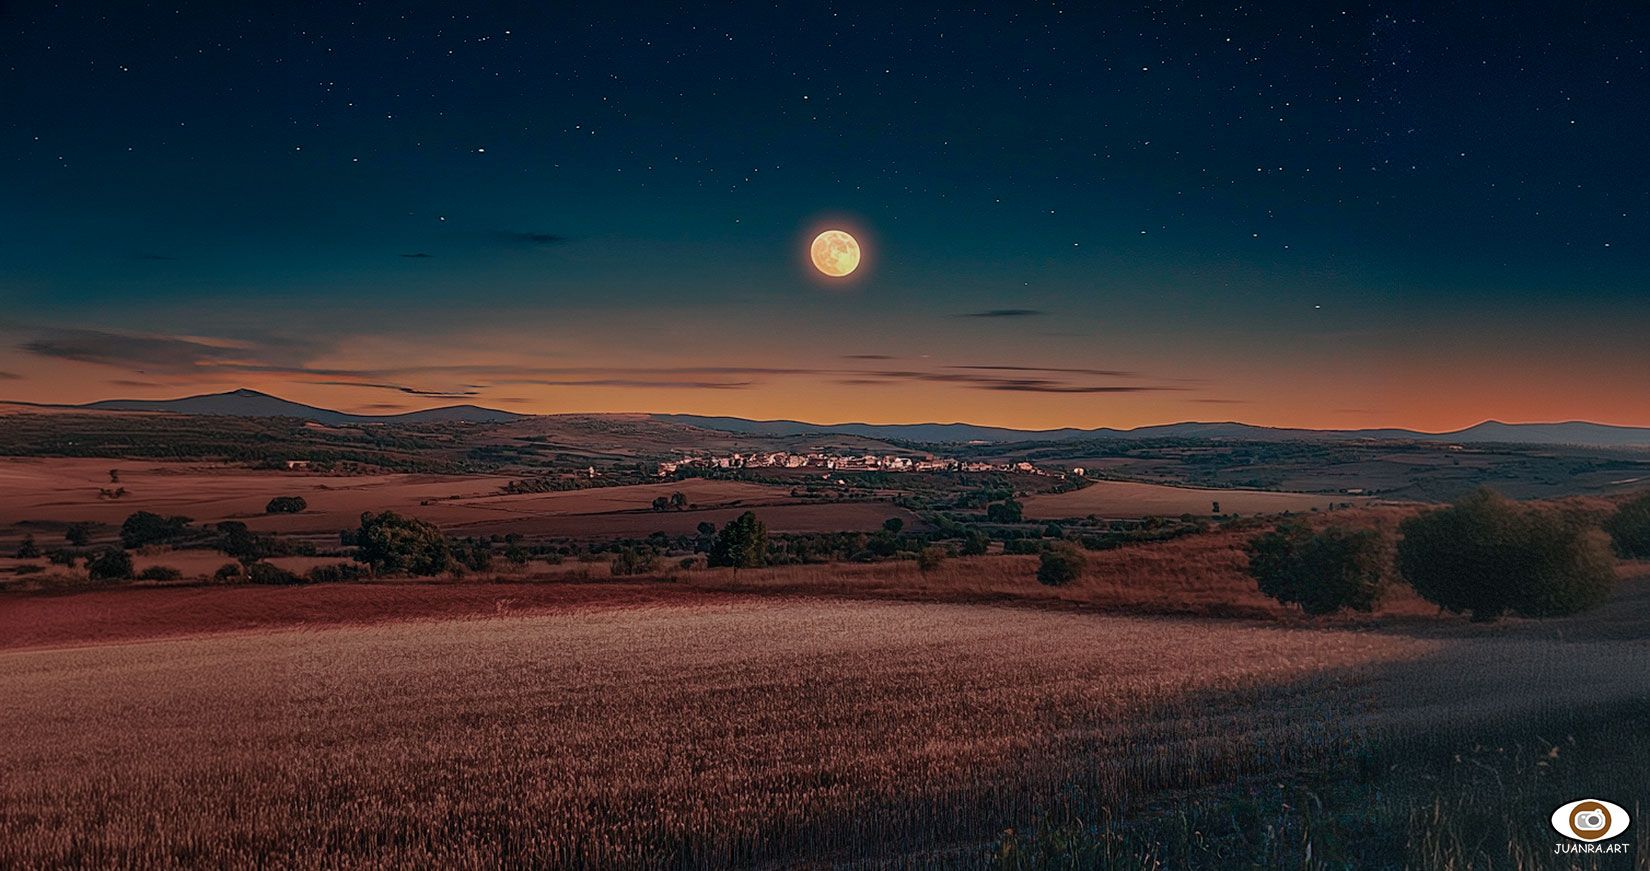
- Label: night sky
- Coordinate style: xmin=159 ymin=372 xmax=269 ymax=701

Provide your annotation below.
xmin=3 ymin=2 xmax=1647 ymax=429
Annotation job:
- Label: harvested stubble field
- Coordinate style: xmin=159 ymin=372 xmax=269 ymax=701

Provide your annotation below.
xmin=4 ymin=590 xmax=1650 ymax=867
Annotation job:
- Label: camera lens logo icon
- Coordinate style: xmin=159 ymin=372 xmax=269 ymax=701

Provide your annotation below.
xmin=1552 ymin=799 xmax=1629 ymax=842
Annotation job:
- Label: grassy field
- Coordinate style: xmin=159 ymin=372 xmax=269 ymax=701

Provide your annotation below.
xmin=3 ymin=585 xmax=1649 ymax=867
xmin=1022 ymin=478 xmax=1371 ymax=519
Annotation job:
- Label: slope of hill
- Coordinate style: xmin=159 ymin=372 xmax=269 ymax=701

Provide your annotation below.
xmin=653 ymin=414 xmax=1650 ymax=447
xmin=78 ymin=389 xmax=524 ymax=424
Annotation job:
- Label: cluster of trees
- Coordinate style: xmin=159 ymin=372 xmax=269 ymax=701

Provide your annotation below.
xmin=650 ymin=492 xmax=690 ymax=512
xmin=1248 ymin=488 xmax=1646 ymax=621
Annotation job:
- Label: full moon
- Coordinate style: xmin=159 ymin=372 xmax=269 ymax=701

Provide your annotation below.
xmin=810 ymin=229 xmax=861 ymax=277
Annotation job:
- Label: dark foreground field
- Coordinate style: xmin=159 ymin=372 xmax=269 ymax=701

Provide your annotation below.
xmin=4 ymin=578 xmax=1649 ymax=868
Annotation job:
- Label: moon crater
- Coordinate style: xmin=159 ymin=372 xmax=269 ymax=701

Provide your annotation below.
xmin=810 ymin=229 xmax=861 ymax=277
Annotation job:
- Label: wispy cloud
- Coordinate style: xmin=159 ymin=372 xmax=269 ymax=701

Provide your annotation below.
xmin=498 ymin=231 xmax=568 ymax=246
xmin=959 ymin=308 xmax=1044 ymax=318
xmin=21 ymin=329 xmax=251 ymax=369
xmin=399 ymin=252 xmax=434 ymax=259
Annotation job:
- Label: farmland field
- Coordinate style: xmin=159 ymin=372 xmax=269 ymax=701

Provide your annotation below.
xmin=3 ymin=586 xmax=1649 ymax=867
xmin=0 ymin=457 xmax=910 ymax=538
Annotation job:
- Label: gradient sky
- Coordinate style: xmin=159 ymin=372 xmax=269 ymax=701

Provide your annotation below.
xmin=3 ymin=3 xmax=1647 ymax=430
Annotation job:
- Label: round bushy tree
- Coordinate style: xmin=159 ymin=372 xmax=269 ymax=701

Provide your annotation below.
xmin=86 ymin=548 xmax=134 ymax=581
xmin=1247 ymin=522 xmax=1390 ymax=615
xmin=353 ymin=511 xmax=453 ymax=576
xmin=265 ymin=496 xmax=308 ymax=514
xmin=1604 ymin=491 xmax=1650 ymax=559
xmin=1398 ymin=488 xmax=1614 ymax=622
xmin=1036 ymin=543 xmax=1085 ymax=586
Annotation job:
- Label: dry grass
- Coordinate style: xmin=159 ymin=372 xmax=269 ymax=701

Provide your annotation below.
xmin=687 ymin=517 xmax=1439 ymax=621
xmin=1022 ymin=478 xmax=1374 ymax=519
xmin=4 ymin=596 xmax=1648 ymax=867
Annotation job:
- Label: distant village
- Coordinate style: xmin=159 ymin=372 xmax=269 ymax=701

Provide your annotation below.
xmin=658 ymin=451 xmax=1069 ymax=477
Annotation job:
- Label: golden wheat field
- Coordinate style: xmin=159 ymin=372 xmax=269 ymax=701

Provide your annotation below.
xmin=4 ymin=594 xmax=1649 ymax=867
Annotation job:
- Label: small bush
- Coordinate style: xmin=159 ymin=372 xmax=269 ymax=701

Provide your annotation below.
xmin=45 ymin=549 xmax=77 ymax=567
xmin=136 ymin=565 xmax=183 ymax=581
xmin=15 ymin=534 xmax=40 ymax=559
xmin=916 ymin=545 xmax=948 ymax=573
xmin=1398 ymin=488 xmax=1615 ymax=622
xmin=1036 ymin=543 xmax=1085 ymax=586
xmin=1604 ymin=491 xmax=1650 ymax=559
xmin=63 ymin=523 xmax=93 ymax=547
xmin=86 ymin=548 xmax=134 ymax=581
xmin=265 ymin=496 xmax=308 ymax=514
xmin=247 ymin=562 xmax=303 ymax=585
xmin=1247 ymin=522 xmax=1390 ymax=615
xmin=212 ymin=563 xmax=247 ymax=583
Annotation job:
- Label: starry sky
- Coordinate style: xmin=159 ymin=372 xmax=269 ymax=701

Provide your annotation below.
xmin=3 ymin=2 xmax=1647 ymax=430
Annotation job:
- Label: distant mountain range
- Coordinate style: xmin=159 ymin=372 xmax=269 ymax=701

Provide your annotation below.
xmin=6 ymin=390 xmax=1647 ymax=447
xmin=652 ymin=414 xmax=1650 ymax=448
xmin=65 ymin=389 xmax=525 ymax=425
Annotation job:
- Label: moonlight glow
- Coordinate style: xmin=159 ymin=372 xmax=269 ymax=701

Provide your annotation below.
xmin=810 ymin=229 xmax=861 ymax=277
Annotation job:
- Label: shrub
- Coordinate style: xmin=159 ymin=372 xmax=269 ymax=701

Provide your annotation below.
xmin=120 ymin=511 xmax=192 ymax=548
xmin=960 ymin=529 xmax=990 ymax=556
xmin=247 ymin=562 xmax=302 ymax=585
xmin=45 ymin=549 xmax=77 ymax=567
xmin=610 ymin=546 xmax=659 ymax=577
xmin=15 ymin=534 xmax=39 ymax=559
xmin=1037 ymin=543 xmax=1085 ymax=586
xmin=1604 ymin=491 xmax=1650 ymax=559
xmin=916 ymin=545 xmax=948 ymax=573
xmin=136 ymin=565 xmax=183 ymax=581
xmin=986 ymin=500 xmax=1023 ymax=524
xmin=1004 ymin=539 xmax=1044 ymax=555
xmin=1246 ymin=522 xmax=1390 ymax=615
xmin=709 ymin=511 xmax=767 ymax=569
xmin=1398 ymin=488 xmax=1615 ymax=622
xmin=307 ymin=562 xmax=369 ymax=583
xmin=86 ymin=548 xmax=134 ymax=581
xmin=882 ymin=517 xmax=905 ymax=534
xmin=353 ymin=511 xmax=452 ymax=575
xmin=265 ymin=496 xmax=308 ymax=514
xmin=212 ymin=563 xmax=246 ymax=583
xmin=64 ymin=523 xmax=93 ymax=546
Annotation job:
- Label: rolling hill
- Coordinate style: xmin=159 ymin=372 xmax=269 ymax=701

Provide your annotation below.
xmin=74 ymin=389 xmax=524 ymax=424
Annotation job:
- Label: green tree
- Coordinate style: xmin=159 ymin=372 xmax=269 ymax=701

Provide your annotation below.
xmin=610 ymin=546 xmax=659 ymax=576
xmin=1398 ymin=488 xmax=1615 ymax=622
xmin=960 ymin=529 xmax=991 ymax=556
xmin=917 ymin=545 xmax=947 ymax=574
xmin=670 ymin=491 xmax=689 ymax=510
xmin=86 ymin=548 xmax=134 ymax=581
xmin=883 ymin=517 xmax=905 ymax=534
xmin=1036 ymin=543 xmax=1085 ymax=586
xmin=64 ymin=523 xmax=93 ymax=547
xmin=1604 ymin=491 xmax=1650 ymax=559
xmin=15 ymin=534 xmax=39 ymax=559
xmin=651 ymin=496 xmax=671 ymax=512
xmin=709 ymin=511 xmax=767 ymax=569
xmin=353 ymin=511 xmax=453 ymax=575
xmin=1246 ymin=521 xmax=1390 ymax=615
xmin=120 ymin=511 xmax=192 ymax=548
xmin=986 ymin=499 xmax=1023 ymax=523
